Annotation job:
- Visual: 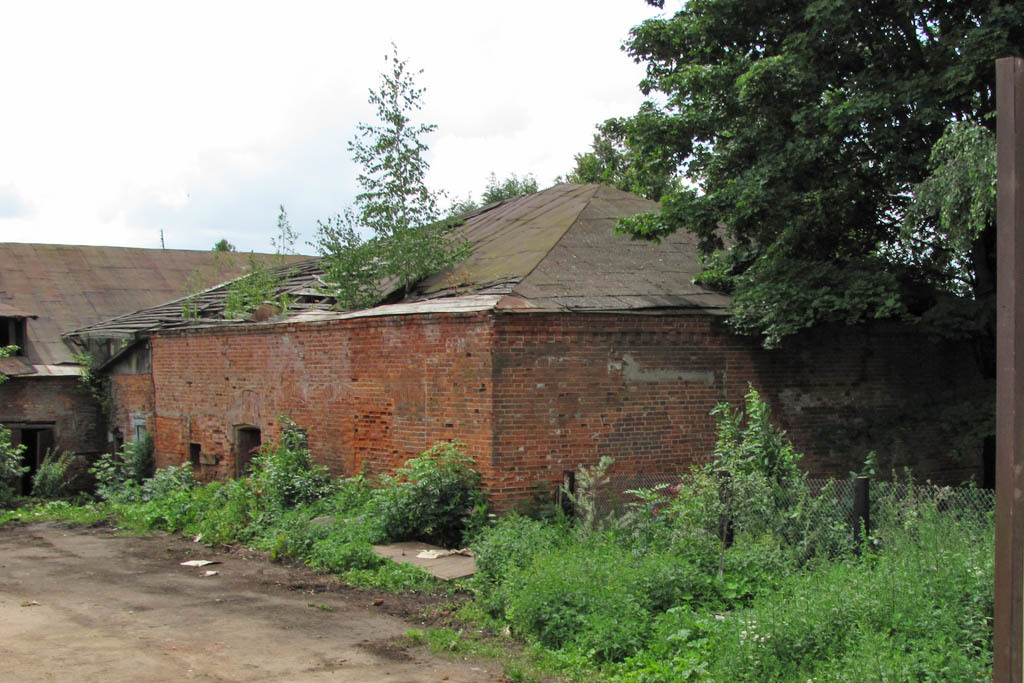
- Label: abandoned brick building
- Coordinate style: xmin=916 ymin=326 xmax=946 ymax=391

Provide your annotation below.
xmin=0 ymin=243 xmax=293 ymax=491
xmin=62 ymin=184 xmax=990 ymax=508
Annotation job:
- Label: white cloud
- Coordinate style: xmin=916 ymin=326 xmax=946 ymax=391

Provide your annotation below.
xmin=0 ymin=1 xmax=661 ymax=252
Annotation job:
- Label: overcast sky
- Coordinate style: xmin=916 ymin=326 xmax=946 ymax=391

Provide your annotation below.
xmin=0 ymin=1 xmax=669 ymax=254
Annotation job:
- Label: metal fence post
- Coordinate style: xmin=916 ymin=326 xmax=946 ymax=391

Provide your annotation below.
xmin=852 ymin=476 xmax=870 ymax=554
xmin=718 ymin=470 xmax=734 ymax=549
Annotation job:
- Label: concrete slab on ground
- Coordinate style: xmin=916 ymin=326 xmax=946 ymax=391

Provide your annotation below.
xmin=371 ymin=542 xmax=475 ymax=581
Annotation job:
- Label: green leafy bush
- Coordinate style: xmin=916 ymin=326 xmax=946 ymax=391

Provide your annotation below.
xmin=704 ymin=505 xmax=993 ymax=681
xmin=374 ymin=441 xmax=486 ymax=547
xmin=141 ymin=464 xmax=195 ymax=501
xmin=266 ymin=508 xmax=331 ymax=562
xmin=249 ymin=419 xmax=332 ymax=513
xmin=504 ymin=538 xmax=653 ymax=662
xmin=472 ymin=513 xmax=569 ymax=585
xmin=31 ymin=448 xmax=76 ymax=499
xmin=90 ymin=436 xmax=154 ymax=503
xmin=0 ymin=425 xmax=27 ymax=507
xmin=470 ymin=513 xmax=570 ymax=617
xmin=308 ymin=531 xmax=384 ymax=572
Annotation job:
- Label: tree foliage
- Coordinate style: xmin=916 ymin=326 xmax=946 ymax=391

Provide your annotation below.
xmin=314 ymin=46 xmax=466 ymax=309
xmin=449 ymin=172 xmax=540 ymax=215
xmin=561 ymin=116 xmax=680 ymax=201
xmin=270 ymin=205 xmax=299 ymax=256
xmin=609 ymin=0 xmax=1022 ymax=347
xmin=0 ymin=346 xmax=25 ymax=506
xmin=901 ymin=120 xmax=996 ymax=298
xmin=212 ymin=239 xmax=236 ymax=252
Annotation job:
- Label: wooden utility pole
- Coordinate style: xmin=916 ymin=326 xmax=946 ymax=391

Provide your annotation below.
xmin=996 ymin=55 xmax=1024 ymax=683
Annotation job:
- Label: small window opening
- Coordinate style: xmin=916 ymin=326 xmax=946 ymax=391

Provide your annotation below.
xmin=234 ymin=426 xmax=262 ymax=477
xmin=189 ymin=443 xmax=202 ymax=468
xmin=0 ymin=317 xmax=26 ymax=354
xmin=131 ymin=414 xmax=148 ymax=443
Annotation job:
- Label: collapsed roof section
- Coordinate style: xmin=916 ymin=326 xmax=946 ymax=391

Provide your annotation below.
xmin=0 ymin=243 xmax=299 ymax=369
xmin=65 ymin=184 xmax=732 ymax=356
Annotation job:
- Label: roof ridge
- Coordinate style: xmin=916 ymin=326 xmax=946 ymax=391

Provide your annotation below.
xmin=510 ymin=184 xmax=600 ymax=295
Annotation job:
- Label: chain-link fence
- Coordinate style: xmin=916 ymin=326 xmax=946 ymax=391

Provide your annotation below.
xmin=584 ymin=472 xmax=994 ymax=557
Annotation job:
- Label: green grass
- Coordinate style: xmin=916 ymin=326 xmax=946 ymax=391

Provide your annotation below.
xmin=0 ymin=499 xmax=112 ymax=526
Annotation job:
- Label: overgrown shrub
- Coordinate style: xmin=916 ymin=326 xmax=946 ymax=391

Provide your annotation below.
xmin=700 ymin=506 xmax=993 ymax=681
xmin=472 ymin=513 xmax=569 ymax=585
xmin=470 ymin=513 xmax=570 ymax=617
xmin=0 ymin=424 xmax=27 ymax=507
xmin=141 ymin=464 xmax=195 ymax=501
xmin=266 ymin=507 xmax=331 ymax=562
xmin=249 ymin=419 xmax=332 ymax=513
xmin=504 ymin=538 xmax=654 ymax=662
xmin=31 ymin=448 xmax=76 ymax=499
xmin=560 ymin=455 xmax=614 ymax=538
xmin=308 ymin=529 xmax=385 ymax=572
xmin=374 ymin=441 xmax=486 ymax=547
xmin=90 ymin=436 xmax=155 ymax=503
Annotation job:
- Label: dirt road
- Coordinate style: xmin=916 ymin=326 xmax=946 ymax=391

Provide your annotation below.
xmin=0 ymin=521 xmax=503 ymax=682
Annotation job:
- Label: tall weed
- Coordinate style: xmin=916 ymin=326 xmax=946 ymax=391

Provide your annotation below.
xmin=90 ymin=436 xmax=154 ymax=503
xmin=0 ymin=424 xmax=27 ymax=506
xmin=31 ymin=448 xmax=77 ymax=499
xmin=249 ymin=419 xmax=332 ymax=512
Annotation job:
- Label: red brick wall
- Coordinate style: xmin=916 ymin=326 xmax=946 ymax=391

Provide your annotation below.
xmin=0 ymin=376 xmax=104 ymax=455
xmin=109 ymin=374 xmax=154 ymax=441
xmin=130 ymin=310 xmax=985 ymax=509
xmin=485 ymin=313 xmax=985 ymax=507
xmin=149 ymin=312 xmax=495 ymax=481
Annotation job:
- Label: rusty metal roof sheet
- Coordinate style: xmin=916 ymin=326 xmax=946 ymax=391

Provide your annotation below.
xmin=0 ymin=243 xmax=300 ymax=365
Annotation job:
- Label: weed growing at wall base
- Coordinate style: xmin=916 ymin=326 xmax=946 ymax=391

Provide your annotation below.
xmin=102 ymin=426 xmax=485 ymax=597
xmin=0 ymin=393 xmax=994 ymax=681
xmin=464 ymin=388 xmax=994 ymax=680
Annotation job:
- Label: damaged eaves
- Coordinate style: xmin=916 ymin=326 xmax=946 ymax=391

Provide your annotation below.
xmin=64 ymin=184 xmax=734 ymax=362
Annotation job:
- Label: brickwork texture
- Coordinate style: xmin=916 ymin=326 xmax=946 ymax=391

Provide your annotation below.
xmin=111 ymin=311 xmax=986 ymax=509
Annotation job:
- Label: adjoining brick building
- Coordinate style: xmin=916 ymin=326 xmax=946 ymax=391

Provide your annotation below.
xmin=68 ymin=185 xmax=990 ymax=507
xmin=0 ymin=243 xmax=295 ymax=492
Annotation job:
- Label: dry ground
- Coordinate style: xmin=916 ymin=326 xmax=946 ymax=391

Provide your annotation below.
xmin=0 ymin=521 xmax=505 ymax=682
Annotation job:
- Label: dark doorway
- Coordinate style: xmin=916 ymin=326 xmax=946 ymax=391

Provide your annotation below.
xmin=14 ymin=427 xmax=55 ymax=495
xmin=234 ymin=426 xmax=262 ymax=477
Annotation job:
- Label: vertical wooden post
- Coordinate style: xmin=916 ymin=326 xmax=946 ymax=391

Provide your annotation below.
xmin=852 ymin=476 xmax=870 ymax=554
xmin=996 ymin=55 xmax=1024 ymax=683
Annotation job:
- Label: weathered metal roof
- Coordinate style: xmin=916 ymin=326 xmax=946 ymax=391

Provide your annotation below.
xmin=417 ymin=183 xmax=731 ymax=312
xmin=66 ymin=184 xmax=731 ymax=342
xmin=67 ymin=257 xmax=326 ymax=341
xmin=0 ymin=243 xmax=300 ymax=366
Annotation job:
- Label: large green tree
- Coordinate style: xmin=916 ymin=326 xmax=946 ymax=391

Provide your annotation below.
xmin=608 ymin=0 xmax=1022 ymax=348
xmin=315 ymin=46 xmax=465 ymax=309
xmin=561 ymin=116 xmax=680 ymax=201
